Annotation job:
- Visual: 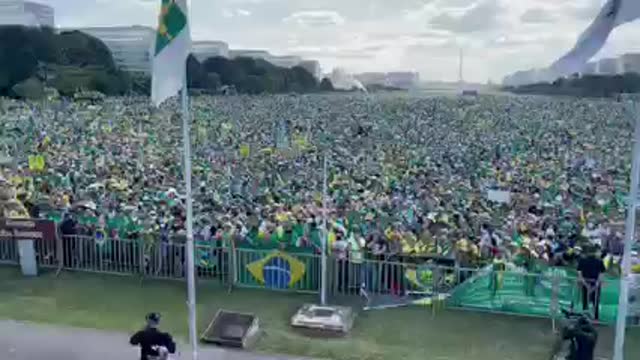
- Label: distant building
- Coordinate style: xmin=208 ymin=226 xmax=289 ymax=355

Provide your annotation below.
xmin=355 ymin=72 xmax=387 ymax=86
xmin=229 ymin=49 xmax=272 ymax=60
xmin=462 ymin=89 xmax=478 ymax=97
xmin=581 ymin=62 xmax=598 ymax=76
xmin=269 ymin=55 xmax=303 ymax=68
xmin=598 ymin=57 xmax=623 ymax=75
xmin=385 ymin=72 xmax=420 ymax=89
xmin=192 ymin=41 xmax=229 ymax=62
xmin=228 ymin=49 xmax=320 ymax=76
xmin=0 ymin=0 xmax=54 ymax=27
xmin=622 ymin=53 xmax=640 ymax=74
xmin=70 ymin=26 xmax=155 ymax=73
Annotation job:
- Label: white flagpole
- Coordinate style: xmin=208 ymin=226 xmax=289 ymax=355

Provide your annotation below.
xmin=321 ymin=153 xmax=328 ymax=305
xmin=182 ymin=68 xmax=198 ymax=360
xmin=613 ymin=99 xmax=640 ymax=360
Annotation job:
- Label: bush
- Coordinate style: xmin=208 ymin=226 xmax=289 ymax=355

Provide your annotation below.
xmin=11 ymin=77 xmax=45 ymax=100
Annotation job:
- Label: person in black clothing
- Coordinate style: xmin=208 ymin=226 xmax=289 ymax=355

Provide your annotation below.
xmin=577 ymin=247 xmax=606 ymax=320
xmin=60 ymin=213 xmax=77 ymax=236
xmin=130 ymin=313 xmax=176 ymax=360
xmin=564 ymin=316 xmax=598 ymax=360
xmin=60 ymin=214 xmax=78 ymax=267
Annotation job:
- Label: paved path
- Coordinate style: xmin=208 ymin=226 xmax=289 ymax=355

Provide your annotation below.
xmin=0 ymin=320 xmax=308 ymax=360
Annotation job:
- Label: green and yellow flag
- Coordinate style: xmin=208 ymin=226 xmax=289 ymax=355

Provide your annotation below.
xmin=152 ymin=0 xmax=191 ymax=106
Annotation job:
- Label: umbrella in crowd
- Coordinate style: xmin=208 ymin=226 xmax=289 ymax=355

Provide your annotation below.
xmin=0 ymin=93 xmax=635 ymax=265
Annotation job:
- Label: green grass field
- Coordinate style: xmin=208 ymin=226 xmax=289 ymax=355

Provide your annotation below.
xmin=0 ymin=266 xmax=638 ymax=360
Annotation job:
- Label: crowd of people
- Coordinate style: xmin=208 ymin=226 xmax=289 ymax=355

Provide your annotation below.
xmin=0 ymin=93 xmax=635 ymax=269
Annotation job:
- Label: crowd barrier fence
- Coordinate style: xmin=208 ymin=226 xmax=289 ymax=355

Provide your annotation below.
xmin=1 ymin=235 xmax=634 ymax=326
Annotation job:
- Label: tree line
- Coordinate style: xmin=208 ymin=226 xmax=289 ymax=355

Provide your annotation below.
xmin=0 ymin=25 xmax=332 ymax=99
xmin=505 ymin=73 xmax=640 ymax=98
xmin=0 ymin=25 xmax=131 ymax=98
xmin=187 ymin=55 xmax=334 ymax=94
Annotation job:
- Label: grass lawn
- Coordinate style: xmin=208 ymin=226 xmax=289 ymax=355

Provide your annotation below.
xmin=0 ymin=266 xmax=638 ymax=360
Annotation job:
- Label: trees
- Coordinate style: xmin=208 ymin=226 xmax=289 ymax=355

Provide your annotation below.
xmin=0 ymin=26 xmax=41 ymax=93
xmin=56 ymin=30 xmax=116 ymax=69
xmin=186 ymin=54 xmax=205 ymax=89
xmin=192 ymin=55 xmax=324 ymax=94
xmin=0 ymin=25 xmax=332 ymax=97
xmin=0 ymin=25 xmax=128 ymax=97
xmin=130 ymin=72 xmax=151 ymax=95
xmin=507 ymin=73 xmax=640 ymax=98
xmin=319 ymin=77 xmax=334 ymax=92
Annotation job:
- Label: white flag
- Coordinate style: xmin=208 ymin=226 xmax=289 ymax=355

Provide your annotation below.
xmin=151 ymin=0 xmax=191 ymax=106
xmin=550 ymin=0 xmax=640 ymax=76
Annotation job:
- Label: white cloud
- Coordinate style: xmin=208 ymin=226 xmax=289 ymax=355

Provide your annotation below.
xmin=221 ymin=8 xmax=252 ymax=18
xmin=428 ymin=0 xmax=505 ymax=33
xmin=520 ymin=8 xmax=556 ymax=24
xmin=222 ymin=9 xmax=234 ymax=18
xmin=283 ymin=10 xmax=346 ymax=27
xmin=37 ymin=0 xmax=640 ymax=82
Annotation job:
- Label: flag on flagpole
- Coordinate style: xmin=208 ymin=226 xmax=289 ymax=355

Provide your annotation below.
xmin=550 ymin=0 xmax=640 ymax=76
xmin=152 ymin=0 xmax=191 ymax=106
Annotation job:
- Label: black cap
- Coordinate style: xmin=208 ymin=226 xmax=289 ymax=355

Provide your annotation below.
xmin=146 ymin=312 xmax=161 ymax=323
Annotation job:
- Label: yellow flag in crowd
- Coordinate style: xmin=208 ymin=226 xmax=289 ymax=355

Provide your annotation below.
xmin=28 ymin=155 xmax=45 ymax=172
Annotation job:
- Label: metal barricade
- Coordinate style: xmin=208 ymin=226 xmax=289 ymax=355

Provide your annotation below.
xmin=61 ymin=235 xmax=142 ymax=276
xmin=194 ymin=243 xmax=229 ymax=282
xmin=57 ymin=236 xmax=229 ymax=282
xmin=144 ymin=241 xmax=186 ymax=279
xmin=332 ymin=257 xmax=407 ymax=297
xmin=35 ymin=237 xmax=57 ymax=268
xmin=0 ymin=239 xmax=19 ymax=265
xmin=6 ymin=236 xmax=634 ymax=327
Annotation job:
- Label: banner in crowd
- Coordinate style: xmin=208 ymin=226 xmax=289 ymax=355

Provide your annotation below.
xmin=0 ymin=218 xmax=56 ymax=242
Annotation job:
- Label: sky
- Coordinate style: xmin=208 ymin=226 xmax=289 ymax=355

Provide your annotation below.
xmin=40 ymin=0 xmax=640 ymax=82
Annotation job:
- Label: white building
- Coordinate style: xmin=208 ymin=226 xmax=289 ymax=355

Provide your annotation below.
xmin=598 ymin=57 xmax=623 ymax=75
xmin=228 ymin=48 xmax=321 ymax=77
xmin=622 ymin=53 xmax=640 ymax=74
xmin=0 ymin=0 xmax=54 ymax=27
xmin=581 ymin=62 xmax=599 ymax=76
xmin=355 ymin=72 xmax=387 ymax=86
xmin=386 ymin=72 xmax=420 ymax=89
xmin=229 ymin=49 xmax=272 ymax=60
xmin=269 ymin=55 xmax=302 ymax=68
xmin=192 ymin=40 xmax=229 ymax=62
xmin=71 ymin=26 xmax=155 ymax=73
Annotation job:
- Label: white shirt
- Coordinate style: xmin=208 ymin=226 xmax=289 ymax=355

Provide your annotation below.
xmin=333 ymin=240 xmax=349 ymax=260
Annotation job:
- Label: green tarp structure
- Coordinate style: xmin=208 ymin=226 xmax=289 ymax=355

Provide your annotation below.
xmin=447 ymin=266 xmax=620 ymax=324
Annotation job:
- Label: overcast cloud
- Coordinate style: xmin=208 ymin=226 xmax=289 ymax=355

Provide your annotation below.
xmin=40 ymin=0 xmax=640 ymax=82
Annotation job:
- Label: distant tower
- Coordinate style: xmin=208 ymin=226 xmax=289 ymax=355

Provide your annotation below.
xmin=458 ymin=48 xmax=464 ymax=85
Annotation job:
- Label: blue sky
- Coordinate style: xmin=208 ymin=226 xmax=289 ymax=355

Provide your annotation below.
xmin=40 ymin=0 xmax=640 ymax=82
